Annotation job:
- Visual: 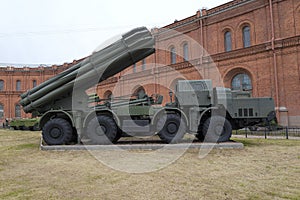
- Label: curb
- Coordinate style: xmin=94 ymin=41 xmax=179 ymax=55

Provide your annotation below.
xmin=40 ymin=140 xmax=244 ymax=151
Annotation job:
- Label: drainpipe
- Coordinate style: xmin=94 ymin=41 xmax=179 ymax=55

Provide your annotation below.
xmin=269 ymin=0 xmax=280 ymax=111
xmin=200 ymin=10 xmax=203 ymax=64
xmin=199 ymin=9 xmax=204 ymax=65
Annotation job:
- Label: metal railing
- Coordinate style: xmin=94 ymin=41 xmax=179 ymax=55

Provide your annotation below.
xmin=233 ymin=127 xmax=300 ymax=139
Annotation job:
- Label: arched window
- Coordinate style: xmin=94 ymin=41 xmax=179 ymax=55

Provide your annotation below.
xmin=231 ymin=73 xmax=252 ymax=91
xmin=104 ymin=90 xmax=113 ymax=100
xmin=170 ymin=46 xmax=176 ymax=64
xmin=32 ymin=80 xmax=37 ymax=88
xmin=0 ymin=104 xmax=3 ymax=119
xmin=16 ymin=80 xmax=21 ymax=91
xmin=224 ymin=31 xmax=232 ymax=52
xmin=133 ymin=86 xmax=146 ymax=99
xmin=183 ymin=43 xmax=189 ymax=61
xmin=242 ymin=26 xmax=251 ymax=48
xmin=141 ymin=59 xmax=146 ymax=71
xmin=0 ymin=80 xmax=4 ymax=91
xmin=133 ymin=63 xmax=137 ymax=73
xmin=15 ymin=104 xmax=21 ymax=118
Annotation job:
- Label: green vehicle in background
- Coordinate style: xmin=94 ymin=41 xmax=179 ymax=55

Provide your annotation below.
xmin=10 ymin=118 xmax=40 ymax=131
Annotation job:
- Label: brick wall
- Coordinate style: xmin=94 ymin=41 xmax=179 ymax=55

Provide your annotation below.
xmin=1 ymin=0 xmax=299 ymax=127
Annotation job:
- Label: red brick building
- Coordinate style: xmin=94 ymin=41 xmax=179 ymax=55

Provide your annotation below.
xmin=1 ymin=0 xmax=300 ymax=126
xmin=0 ymin=62 xmax=77 ymax=125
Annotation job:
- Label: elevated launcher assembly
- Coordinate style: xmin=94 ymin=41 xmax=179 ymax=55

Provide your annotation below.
xmin=20 ymin=27 xmax=154 ymax=114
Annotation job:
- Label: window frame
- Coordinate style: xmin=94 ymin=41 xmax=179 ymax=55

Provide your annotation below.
xmin=16 ymin=80 xmax=21 ymax=91
xmin=170 ymin=46 xmax=176 ymax=64
xmin=224 ymin=31 xmax=232 ymax=52
xmin=141 ymin=59 xmax=146 ymax=71
xmin=0 ymin=104 xmax=3 ymax=119
xmin=0 ymin=80 xmax=4 ymax=91
xmin=133 ymin=63 xmax=137 ymax=73
xmin=231 ymin=73 xmax=252 ymax=91
xmin=183 ymin=43 xmax=189 ymax=61
xmin=15 ymin=104 xmax=21 ymax=118
xmin=242 ymin=26 xmax=251 ymax=48
xmin=32 ymin=80 xmax=37 ymax=88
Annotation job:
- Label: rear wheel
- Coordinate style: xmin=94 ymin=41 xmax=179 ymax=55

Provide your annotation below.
xmin=86 ymin=115 xmax=118 ymax=145
xmin=42 ymin=118 xmax=74 ymax=145
xmin=202 ymin=116 xmax=232 ymax=142
xmin=195 ymin=131 xmax=205 ymax=142
xmin=156 ymin=114 xmax=186 ymax=143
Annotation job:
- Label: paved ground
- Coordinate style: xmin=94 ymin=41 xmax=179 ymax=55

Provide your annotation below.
xmin=41 ymin=139 xmax=244 ymax=151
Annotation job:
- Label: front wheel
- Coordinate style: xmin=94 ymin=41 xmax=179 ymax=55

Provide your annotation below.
xmin=156 ymin=114 xmax=186 ymax=144
xmin=42 ymin=118 xmax=74 ymax=145
xmin=202 ymin=116 xmax=232 ymax=142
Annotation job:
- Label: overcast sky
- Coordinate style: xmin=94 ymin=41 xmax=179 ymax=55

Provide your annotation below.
xmin=0 ymin=0 xmax=231 ymax=66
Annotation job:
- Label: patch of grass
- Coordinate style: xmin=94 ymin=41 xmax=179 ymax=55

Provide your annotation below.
xmin=1 ymin=189 xmax=27 ymax=199
xmin=13 ymin=143 xmax=39 ymax=150
xmin=232 ymin=137 xmax=300 ymax=147
xmin=0 ymin=130 xmax=299 ymax=199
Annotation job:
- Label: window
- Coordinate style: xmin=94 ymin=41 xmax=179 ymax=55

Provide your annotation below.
xmin=231 ymin=73 xmax=252 ymax=91
xmin=134 ymin=86 xmax=146 ymax=99
xmin=16 ymin=80 xmax=21 ymax=91
xmin=243 ymin=26 xmax=251 ymax=48
xmin=183 ymin=43 xmax=189 ymax=61
xmin=224 ymin=31 xmax=232 ymax=52
xmin=141 ymin=59 xmax=146 ymax=71
xmin=133 ymin=63 xmax=136 ymax=73
xmin=0 ymin=80 xmax=4 ymax=91
xmin=32 ymin=80 xmax=37 ymax=88
xmin=15 ymin=105 xmax=21 ymax=118
xmin=104 ymin=90 xmax=113 ymax=100
xmin=170 ymin=47 xmax=176 ymax=64
xmin=0 ymin=104 xmax=3 ymax=119
xmin=136 ymin=88 xmax=145 ymax=98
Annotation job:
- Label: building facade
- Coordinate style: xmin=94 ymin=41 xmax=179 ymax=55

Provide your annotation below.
xmin=97 ymin=0 xmax=300 ymax=127
xmin=0 ymin=62 xmax=77 ymax=125
xmin=0 ymin=0 xmax=300 ymax=126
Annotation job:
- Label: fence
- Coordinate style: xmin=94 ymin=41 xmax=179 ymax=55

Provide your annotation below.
xmin=232 ymin=127 xmax=300 ymax=139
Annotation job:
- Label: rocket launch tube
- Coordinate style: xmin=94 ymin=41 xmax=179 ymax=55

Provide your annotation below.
xmin=20 ymin=27 xmax=155 ymax=113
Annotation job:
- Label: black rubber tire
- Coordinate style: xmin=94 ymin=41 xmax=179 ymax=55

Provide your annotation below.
xmin=156 ymin=114 xmax=186 ymax=144
xmin=195 ymin=132 xmax=205 ymax=142
xmin=42 ymin=118 xmax=74 ymax=145
xmin=202 ymin=116 xmax=232 ymax=142
xmin=86 ymin=115 xmax=118 ymax=145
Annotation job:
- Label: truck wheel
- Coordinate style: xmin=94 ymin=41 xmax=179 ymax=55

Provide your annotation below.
xmin=202 ymin=116 xmax=232 ymax=142
xmin=195 ymin=132 xmax=205 ymax=142
xmin=42 ymin=118 xmax=74 ymax=145
xmin=156 ymin=114 xmax=186 ymax=144
xmin=87 ymin=115 xmax=118 ymax=145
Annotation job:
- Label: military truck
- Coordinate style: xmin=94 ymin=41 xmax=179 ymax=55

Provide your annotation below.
xmin=9 ymin=118 xmax=40 ymax=131
xmin=19 ymin=27 xmax=276 ymax=145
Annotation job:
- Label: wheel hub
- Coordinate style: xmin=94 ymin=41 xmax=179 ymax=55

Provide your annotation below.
xmin=50 ymin=128 xmax=62 ymax=139
xmin=214 ymin=125 xmax=224 ymax=135
xmin=96 ymin=125 xmax=106 ymax=136
xmin=167 ymin=122 xmax=177 ymax=134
